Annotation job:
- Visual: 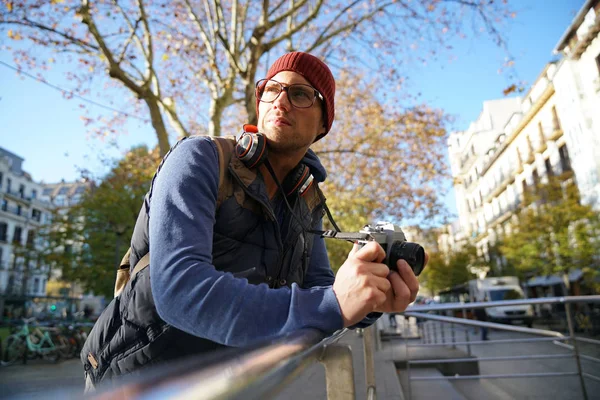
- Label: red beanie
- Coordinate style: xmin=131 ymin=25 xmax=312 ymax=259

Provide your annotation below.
xmin=257 ymin=52 xmax=336 ymax=140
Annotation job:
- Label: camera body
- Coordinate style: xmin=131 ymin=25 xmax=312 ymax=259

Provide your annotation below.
xmin=358 ymin=222 xmax=425 ymax=276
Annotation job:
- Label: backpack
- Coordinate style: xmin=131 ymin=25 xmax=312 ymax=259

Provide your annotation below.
xmin=113 ymin=135 xmax=236 ymax=298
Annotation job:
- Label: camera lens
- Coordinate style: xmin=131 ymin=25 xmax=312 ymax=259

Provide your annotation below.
xmin=388 ymin=241 xmax=425 ymax=276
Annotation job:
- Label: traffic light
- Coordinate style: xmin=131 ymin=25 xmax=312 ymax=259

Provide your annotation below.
xmin=50 ymin=304 xmax=57 ymax=312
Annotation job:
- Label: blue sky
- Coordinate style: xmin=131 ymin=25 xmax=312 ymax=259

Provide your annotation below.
xmin=0 ymin=0 xmax=583 ymax=221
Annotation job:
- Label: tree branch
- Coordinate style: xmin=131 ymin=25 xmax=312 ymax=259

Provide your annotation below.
xmin=2 ymin=18 xmax=99 ymax=52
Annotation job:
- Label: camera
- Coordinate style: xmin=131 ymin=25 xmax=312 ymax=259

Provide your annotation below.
xmin=321 ymin=222 xmax=426 ymax=276
xmin=358 ymin=222 xmax=425 ymax=276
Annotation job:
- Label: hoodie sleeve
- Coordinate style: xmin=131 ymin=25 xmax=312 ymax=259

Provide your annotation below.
xmin=149 ymin=137 xmax=344 ymax=347
xmin=304 ymin=217 xmax=382 ymax=328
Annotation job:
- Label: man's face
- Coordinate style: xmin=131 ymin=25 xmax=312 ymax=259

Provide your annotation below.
xmin=257 ymin=71 xmax=326 ymax=154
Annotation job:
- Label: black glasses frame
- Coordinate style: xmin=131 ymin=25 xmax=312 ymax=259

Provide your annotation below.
xmin=255 ymin=79 xmax=323 ymax=108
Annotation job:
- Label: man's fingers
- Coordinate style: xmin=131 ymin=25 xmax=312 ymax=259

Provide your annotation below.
xmin=424 ymin=252 xmax=430 ymax=267
xmin=388 ymin=271 xmax=411 ymax=308
xmin=349 ymin=242 xmax=360 ymax=257
xmin=372 ymin=275 xmax=392 ymax=294
xmin=355 ymin=241 xmax=386 ymax=264
xmin=395 ymin=260 xmax=419 ymax=303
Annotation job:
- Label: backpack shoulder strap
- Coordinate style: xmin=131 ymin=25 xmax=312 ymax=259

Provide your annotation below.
xmin=114 ymin=135 xmax=237 ymax=298
xmin=209 ymin=135 xmax=236 ymax=208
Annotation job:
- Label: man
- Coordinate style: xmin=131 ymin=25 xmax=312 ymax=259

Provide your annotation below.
xmin=82 ymin=52 xmax=425 ymax=388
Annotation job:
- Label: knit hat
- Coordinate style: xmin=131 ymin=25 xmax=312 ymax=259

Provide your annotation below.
xmin=257 ymin=52 xmax=336 ymax=140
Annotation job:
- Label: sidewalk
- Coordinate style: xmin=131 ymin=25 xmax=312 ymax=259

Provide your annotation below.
xmin=275 ymin=321 xmax=405 ymax=400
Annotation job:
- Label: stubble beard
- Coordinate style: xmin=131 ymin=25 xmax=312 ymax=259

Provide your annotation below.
xmin=262 ymin=127 xmax=310 ymax=156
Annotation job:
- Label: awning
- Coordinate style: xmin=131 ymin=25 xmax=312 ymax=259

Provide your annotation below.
xmin=525 ymin=269 xmax=584 ymax=287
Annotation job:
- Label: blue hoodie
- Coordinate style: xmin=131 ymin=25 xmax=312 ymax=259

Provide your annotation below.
xmin=149 ymin=136 xmax=378 ymax=347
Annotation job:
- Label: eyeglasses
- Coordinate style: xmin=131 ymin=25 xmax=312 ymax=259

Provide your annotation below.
xmin=255 ymin=79 xmax=323 ymax=109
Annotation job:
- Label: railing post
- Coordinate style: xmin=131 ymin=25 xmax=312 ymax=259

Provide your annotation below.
xmin=375 ymin=318 xmax=382 ymax=351
xmin=363 ymin=325 xmax=377 ymax=400
xmin=462 ymin=308 xmax=471 ymax=356
xmin=433 ymin=321 xmax=438 ymax=344
xmin=565 ymin=303 xmax=588 ymax=400
xmin=451 ymin=322 xmax=456 ymax=349
xmin=320 ymin=344 xmax=356 ymax=400
xmin=441 ymin=321 xmax=446 ymax=344
xmin=405 ymin=334 xmax=412 ymax=400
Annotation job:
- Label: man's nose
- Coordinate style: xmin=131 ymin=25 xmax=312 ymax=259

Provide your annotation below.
xmin=272 ymin=89 xmax=291 ymax=111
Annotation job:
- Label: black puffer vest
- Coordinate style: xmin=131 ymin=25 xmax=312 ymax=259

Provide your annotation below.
xmin=81 ymin=136 xmax=325 ymax=386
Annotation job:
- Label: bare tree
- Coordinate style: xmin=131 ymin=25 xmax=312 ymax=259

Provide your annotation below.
xmin=1 ymin=0 xmax=514 ymax=155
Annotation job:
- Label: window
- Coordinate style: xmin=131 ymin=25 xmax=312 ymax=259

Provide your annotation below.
xmin=16 ymin=205 xmax=21 ymax=216
xmin=538 ymin=122 xmax=546 ymax=145
xmin=7 ymin=178 xmax=11 ymax=193
xmin=18 ymin=184 xmax=25 ymax=198
xmin=532 ymin=170 xmax=540 ymax=187
xmin=1 ymin=199 xmax=7 ymax=211
xmin=33 ymin=278 xmax=40 ymax=294
xmin=13 ymin=226 xmax=22 ymax=244
xmin=489 ymin=289 xmax=524 ymax=301
xmin=559 ymin=144 xmax=572 ymax=173
xmin=552 ymin=106 xmax=561 ymax=131
xmin=32 ymin=209 xmax=41 ymax=222
xmin=31 ymin=190 xmax=37 ymax=199
xmin=58 ymin=187 xmax=70 ymax=195
xmin=0 ymin=171 xmax=3 ymax=187
xmin=0 ymin=223 xmax=6 ymax=241
xmin=545 ymin=159 xmax=554 ymax=177
xmin=26 ymin=230 xmax=35 ymax=247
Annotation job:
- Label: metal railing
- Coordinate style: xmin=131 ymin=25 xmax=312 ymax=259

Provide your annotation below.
xmin=90 ymin=327 xmax=378 ymax=400
xmin=400 ymin=295 xmax=600 ymax=400
xmin=84 ymin=296 xmax=599 ymax=400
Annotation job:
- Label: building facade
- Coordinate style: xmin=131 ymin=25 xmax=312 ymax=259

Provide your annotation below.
xmin=40 ymin=180 xmax=92 ymax=299
xmin=447 ymin=0 xmax=600 ymax=273
xmin=0 ymin=148 xmax=52 ymax=298
xmin=553 ymin=0 xmax=600 ymax=207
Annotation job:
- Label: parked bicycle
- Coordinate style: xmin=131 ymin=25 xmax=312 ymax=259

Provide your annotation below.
xmin=1 ymin=318 xmax=71 ymax=365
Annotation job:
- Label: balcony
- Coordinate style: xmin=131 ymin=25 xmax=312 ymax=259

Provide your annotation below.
xmin=460 ymin=153 xmax=477 ymax=173
xmin=535 ymin=141 xmax=547 ymax=155
xmin=548 ymin=128 xmax=563 ymax=141
xmin=0 ymin=204 xmax=29 ymax=222
xmin=484 ymin=175 xmax=515 ymax=204
xmin=4 ymin=189 xmax=32 ymax=204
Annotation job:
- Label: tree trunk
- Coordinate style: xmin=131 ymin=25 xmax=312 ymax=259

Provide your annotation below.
xmin=144 ymin=97 xmax=171 ymax=156
xmin=208 ymin=97 xmax=222 ymax=137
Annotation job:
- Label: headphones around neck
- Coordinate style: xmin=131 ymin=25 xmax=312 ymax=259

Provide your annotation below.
xmin=235 ymin=124 xmax=314 ymax=198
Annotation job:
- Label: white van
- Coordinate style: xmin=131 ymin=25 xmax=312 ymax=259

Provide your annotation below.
xmin=468 ymin=276 xmax=534 ymax=327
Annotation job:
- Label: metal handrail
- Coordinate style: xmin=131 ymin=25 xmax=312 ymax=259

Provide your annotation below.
xmin=405 ymin=312 xmax=565 ymax=338
xmin=400 ymin=296 xmax=600 ymax=400
xmin=84 ymin=296 xmax=599 ymax=400
xmin=404 ymin=295 xmax=600 ymax=312
xmin=92 ymin=328 xmax=352 ymax=400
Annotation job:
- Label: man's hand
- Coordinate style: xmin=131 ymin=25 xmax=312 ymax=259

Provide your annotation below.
xmin=333 ymin=243 xmax=428 ymax=327
xmin=333 ymin=241 xmax=392 ymax=327
xmin=376 ymin=252 xmax=428 ymax=314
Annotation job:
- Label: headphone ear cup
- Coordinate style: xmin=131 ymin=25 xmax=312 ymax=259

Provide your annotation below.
xmin=236 ymin=132 xmax=267 ymax=169
xmin=282 ymin=164 xmax=314 ymax=198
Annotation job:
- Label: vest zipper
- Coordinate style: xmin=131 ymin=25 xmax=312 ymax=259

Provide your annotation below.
xmin=228 ymin=169 xmax=284 ymax=286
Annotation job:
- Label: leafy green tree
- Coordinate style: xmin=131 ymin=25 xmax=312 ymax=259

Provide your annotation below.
xmin=498 ymin=174 xmax=600 ymax=283
xmin=420 ymin=244 xmax=478 ymax=295
xmin=63 ymin=146 xmax=160 ymax=298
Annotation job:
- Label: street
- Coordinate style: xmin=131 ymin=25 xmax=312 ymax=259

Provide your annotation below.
xmin=0 ymin=326 xmax=598 ymax=399
xmin=0 ymin=358 xmax=83 ymax=399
